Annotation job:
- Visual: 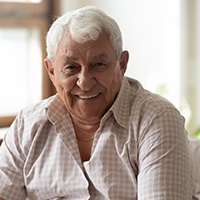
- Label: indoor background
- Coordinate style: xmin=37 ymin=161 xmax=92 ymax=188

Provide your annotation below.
xmin=0 ymin=0 xmax=200 ymax=142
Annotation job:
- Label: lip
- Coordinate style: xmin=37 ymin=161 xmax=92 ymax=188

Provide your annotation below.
xmin=77 ymin=93 xmax=100 ymax=100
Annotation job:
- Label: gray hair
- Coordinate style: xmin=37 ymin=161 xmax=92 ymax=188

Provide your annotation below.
xmin=46 ymin=6 xmax=123 ymax=61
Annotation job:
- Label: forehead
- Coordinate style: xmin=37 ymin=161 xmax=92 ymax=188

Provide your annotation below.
xmin=63 ymin=53 xmax=111 ymax=63
xmin=56 ymin=32 xmax=115 ymax=58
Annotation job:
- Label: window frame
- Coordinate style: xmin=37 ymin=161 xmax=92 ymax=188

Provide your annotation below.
xmin=0 ymin=0 xmax=59 ymax=129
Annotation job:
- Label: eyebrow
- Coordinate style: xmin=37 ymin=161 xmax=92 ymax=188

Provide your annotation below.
xmin=64 ymin=56 xmax=78 ymax=61
xmin=92 ymin=53 xmax=108 ymax=60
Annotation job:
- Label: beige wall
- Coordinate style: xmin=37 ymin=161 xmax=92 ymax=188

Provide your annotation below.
xmin=59 ymin=0 xmax=200 ymax=135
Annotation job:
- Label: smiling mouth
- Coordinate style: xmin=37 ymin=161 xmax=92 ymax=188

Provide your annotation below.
xmin=78 ymin=93 xmax=100 ymax=100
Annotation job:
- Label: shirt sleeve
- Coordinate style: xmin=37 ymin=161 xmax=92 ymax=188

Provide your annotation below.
xmin=137 ymin=108 xmax=194 ymax=200
xmin=0 ymin=113 xmax=27 ymax=200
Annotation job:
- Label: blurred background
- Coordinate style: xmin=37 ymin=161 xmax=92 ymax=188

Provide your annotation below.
xmin=0 ymin=0 xmax=200 ymax=141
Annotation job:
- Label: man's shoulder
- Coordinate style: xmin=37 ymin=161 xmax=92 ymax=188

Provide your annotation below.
xmin=17 ymin=95 xmax=58 ymax=123
xmin=136 ymin=89 xmax=176 ymax=111
xmin=22 ymin=95 xmax=56 ymax=114
xmin=125 ymin=77 xmax=179 ymax=117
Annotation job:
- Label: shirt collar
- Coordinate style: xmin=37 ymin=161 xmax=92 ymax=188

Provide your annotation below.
xmin=46 ymin=94 xmax=68 ymax=125
xmin=108 ymin=77 xmax=132 ymax=129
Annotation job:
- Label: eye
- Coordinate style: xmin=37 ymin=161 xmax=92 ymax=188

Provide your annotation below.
xmin=92 ymin=62 xmax=108 ymax=72
xmin=66 ymin=65 xmax=77 ymax=70
xmin=61 ymin=65 xmax=80 ymax=76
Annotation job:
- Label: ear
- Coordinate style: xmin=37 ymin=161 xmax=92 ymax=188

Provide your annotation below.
xmin=44 ymin=58 xmax=55 ymax=84
xmin=119 ymin=51 xmax=129 ymax=75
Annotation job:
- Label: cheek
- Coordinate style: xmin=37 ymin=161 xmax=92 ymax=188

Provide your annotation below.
xmin=54 ymin=74 xmax=74 ymax=91
xmin=54 ymin=77 xmax=75 ymax=100
xmin=103 ymin=72 xmax=123 ymax=101
xmin=55 ymin=80 xmax=74 ymax=109
xmin=54 ymin=79 xmax=65 ymax=94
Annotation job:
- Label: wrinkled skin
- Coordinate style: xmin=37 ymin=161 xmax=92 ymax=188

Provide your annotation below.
xmin=44 ymin=32 xmax=129 ymax=126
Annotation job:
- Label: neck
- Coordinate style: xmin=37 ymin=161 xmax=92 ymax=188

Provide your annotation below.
xmin=71 ymin=116 xmax=100 ymax=135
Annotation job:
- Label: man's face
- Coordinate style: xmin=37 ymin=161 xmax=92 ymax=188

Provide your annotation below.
xmin=45 ymin=32 xmax=128 ymax=125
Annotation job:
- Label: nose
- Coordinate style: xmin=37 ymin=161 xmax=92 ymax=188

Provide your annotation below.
xmin=76 ymin=68 xmax=96 ymax=91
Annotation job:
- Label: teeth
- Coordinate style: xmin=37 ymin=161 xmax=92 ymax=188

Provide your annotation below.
xmin=78 ymin=93 xmax=99 ymax=99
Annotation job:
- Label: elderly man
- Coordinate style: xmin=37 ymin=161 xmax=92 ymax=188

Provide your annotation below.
xmin=0 ymin=6 xmax=196 ymax=200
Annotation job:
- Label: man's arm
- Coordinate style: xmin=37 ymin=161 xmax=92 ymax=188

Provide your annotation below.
xmin=0 ymin=197 xmax=5 ymax=200
xmin=0 ymin=112 xmax=27 ymax=199
xmin=137 ymin=108 xmax=194 ymax=199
